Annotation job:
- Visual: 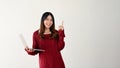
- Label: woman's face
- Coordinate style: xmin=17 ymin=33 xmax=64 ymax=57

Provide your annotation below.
xmin=44 ymin=15 xmax=53 ymax=29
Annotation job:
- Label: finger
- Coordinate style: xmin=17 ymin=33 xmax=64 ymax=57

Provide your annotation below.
xmin=24 ymin=45 xmax=28 ymax=50
xmin=28 ymin=49 xmax=33 ymax=52
xmin=29 ymin=48 xmax=33 ymax=51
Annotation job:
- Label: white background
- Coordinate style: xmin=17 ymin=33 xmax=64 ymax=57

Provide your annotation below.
xmin=0 ymin=0 xmax=120 ymax=68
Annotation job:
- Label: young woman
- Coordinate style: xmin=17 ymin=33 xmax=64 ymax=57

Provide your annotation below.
xmin=25 ymin=12 xmax=65 ymax=68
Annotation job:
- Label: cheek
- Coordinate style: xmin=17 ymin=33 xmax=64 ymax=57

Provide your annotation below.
xmin=43 ymin=21 xmax=53 ymax=28
xmin=44 ymin=21 xmax=48 ymax=26
xmin=44 ymin=21 xmax=46 ymax=25
xmin=44 ymin=21 xmax=53 ymax=25
xmin=50 ymin=22 xmax=53 ymax=25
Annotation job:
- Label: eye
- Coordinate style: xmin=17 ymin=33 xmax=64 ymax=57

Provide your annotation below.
xmin=46 ymin=18 xmax=49 ymax=21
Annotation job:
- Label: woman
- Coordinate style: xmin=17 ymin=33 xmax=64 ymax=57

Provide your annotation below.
xmin=25 ymin=12 xmax=65 ymax=68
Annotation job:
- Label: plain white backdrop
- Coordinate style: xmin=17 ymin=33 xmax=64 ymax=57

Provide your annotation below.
xmin=0 ymin=0 xmax=120 ymax=68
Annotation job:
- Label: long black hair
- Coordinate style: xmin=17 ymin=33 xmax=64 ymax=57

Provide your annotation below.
xmin=39 ymin=12 xmax=58 ymax=39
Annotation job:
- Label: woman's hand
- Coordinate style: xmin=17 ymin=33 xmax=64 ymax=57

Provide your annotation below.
xmin=25 ymin=46 xmax=34 ymax=53
xmin=58 ymin=21 xmax=64 ymax=30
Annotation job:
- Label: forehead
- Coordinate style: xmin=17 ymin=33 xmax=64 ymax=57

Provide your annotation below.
xmin=46 ymin=15 xmax=52 ymax=19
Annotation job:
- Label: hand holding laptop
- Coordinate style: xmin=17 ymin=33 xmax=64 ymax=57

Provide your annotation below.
xmin=19 ymin=34 xmax=45 ymax=52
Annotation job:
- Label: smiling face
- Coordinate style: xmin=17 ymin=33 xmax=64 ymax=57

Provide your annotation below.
xmin=44 ymin=15 xmax=53 ymax=29
xmin=39 ymin=12 xmax=57 ymax=39
xmin=40 ymin=12 xmax=55 ymax=36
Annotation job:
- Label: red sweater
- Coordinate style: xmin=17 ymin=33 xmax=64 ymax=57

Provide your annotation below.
xmin=27 ymin=30 xmax=65 ymax=68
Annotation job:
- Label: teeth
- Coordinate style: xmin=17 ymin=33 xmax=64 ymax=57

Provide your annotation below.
xmin=47 ymin=24 xmax=50 ymax=26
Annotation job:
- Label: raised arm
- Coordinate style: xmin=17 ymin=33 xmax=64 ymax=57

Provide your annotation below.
xmin=57 ymin=30 xmax=65 ymax=51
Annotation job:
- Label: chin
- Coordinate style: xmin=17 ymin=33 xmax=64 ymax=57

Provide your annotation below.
xmin=45 ymin=25 xmax=51 ymax=28
xmin=46 ymin=26 xmax=51 ymax=29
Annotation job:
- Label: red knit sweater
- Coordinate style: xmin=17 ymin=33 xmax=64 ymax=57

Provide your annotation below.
xmin=26 ymin=30 xmax=65 ymax=68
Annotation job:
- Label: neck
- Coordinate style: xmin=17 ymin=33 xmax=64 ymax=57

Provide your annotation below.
xmin=44 ymin=28 xmax=51 ymax=34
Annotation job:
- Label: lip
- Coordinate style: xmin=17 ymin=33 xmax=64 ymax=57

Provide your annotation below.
xmin=46 ymin=24 xmax=51 ymax=26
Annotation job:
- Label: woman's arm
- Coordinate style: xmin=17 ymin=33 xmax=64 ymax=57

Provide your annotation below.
xmin=57 ymin=30 xmax=65 ymax=51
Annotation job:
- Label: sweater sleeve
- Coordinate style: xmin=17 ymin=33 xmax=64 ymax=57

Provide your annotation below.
xmin=57 ymin=30 xmax=65 ymax=51
xmin=27 ymin=31 xmax=39 ymax=55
